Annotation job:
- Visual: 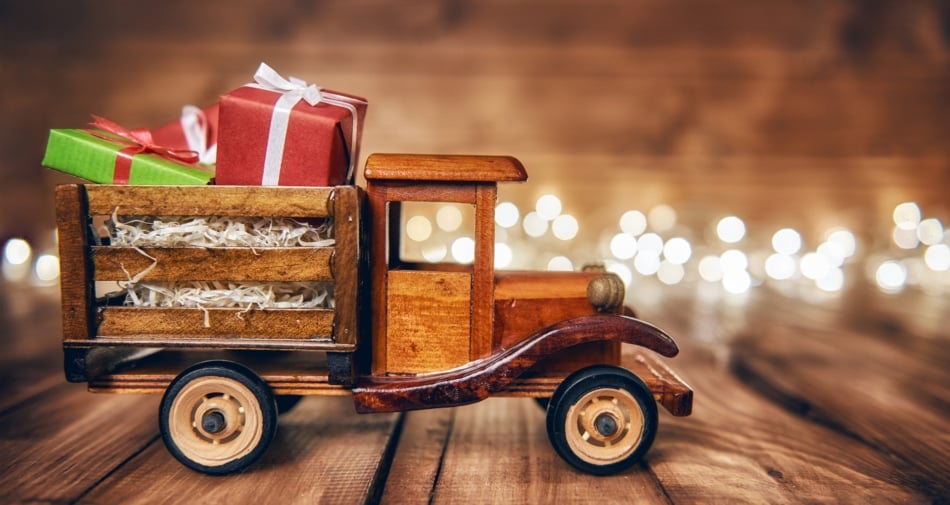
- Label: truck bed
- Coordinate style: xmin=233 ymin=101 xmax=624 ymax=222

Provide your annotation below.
xmin=55 ymin=184 xmax=364 ymax=383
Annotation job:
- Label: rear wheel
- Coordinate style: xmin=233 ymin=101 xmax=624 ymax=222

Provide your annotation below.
xmin=276 ymin=395 xmax=303 ymax=415
xmin=546 ymin=365 xmax=657 ymax=475
xmin=159 ymin=361 xmax=278 ymax=475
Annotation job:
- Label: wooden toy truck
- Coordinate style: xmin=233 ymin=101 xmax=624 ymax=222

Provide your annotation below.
xmin=55 ymin=154 xmax=692 ymax=476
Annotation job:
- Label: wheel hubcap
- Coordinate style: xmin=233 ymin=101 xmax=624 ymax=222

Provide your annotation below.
xmin=201 ymin=410 xmax=227 ymax=434
xmin=168 ymin=376 xmax=265 ymax=467
xmin=594 ymin=413 xmax=618 ymax=437
xmin=565 ymin=387 xmax=645 ymax=465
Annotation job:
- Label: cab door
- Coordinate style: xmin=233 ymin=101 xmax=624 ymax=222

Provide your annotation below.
xmin=386 ymin=266 xmax=472 ymax=373
xmin=366 ymin=181 xmax=496 ymax=376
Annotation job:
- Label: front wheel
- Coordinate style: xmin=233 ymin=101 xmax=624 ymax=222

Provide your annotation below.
xmin=546 ymin=365 xmax=658 ymax=475
xmin=159 ymin=361 xmax=278 ymax=475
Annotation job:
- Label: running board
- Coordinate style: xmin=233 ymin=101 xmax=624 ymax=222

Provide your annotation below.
xmin=352 ymin=314 xmax=679 ymax=413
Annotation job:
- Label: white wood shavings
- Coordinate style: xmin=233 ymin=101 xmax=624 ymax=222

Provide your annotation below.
xmin=104 ymin=212 xmax=337 ymax=312
xmin=106 ymin=211 xmax=335 ymax=248
xmin=123 ymin=281 xmax=333 ymax=310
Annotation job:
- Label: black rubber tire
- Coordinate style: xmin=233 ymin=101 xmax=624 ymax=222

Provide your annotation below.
xmin=534 ymin=397 xmax=550 ymax=410
xmin=276 ymin=395 xmax=303 ymax=415
xmin=159 ymin=360 xmax=278 ymax=475
xmin=546 ymin=365 xmax=658 ymax=475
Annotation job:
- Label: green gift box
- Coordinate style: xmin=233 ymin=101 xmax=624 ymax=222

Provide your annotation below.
xmin=42 ymin=128 xmax=214 ymax=185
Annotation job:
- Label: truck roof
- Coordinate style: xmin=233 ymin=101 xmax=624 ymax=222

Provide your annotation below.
xmin=364 ymin=154 xmax=528 ymax=183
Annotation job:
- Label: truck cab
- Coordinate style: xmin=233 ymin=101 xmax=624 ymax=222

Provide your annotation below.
xmin=365 ymin=154 xmax=622 ymax=378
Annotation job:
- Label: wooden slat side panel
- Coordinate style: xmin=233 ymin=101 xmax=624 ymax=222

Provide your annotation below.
xmin=97 ymin=307 xmax=334 ymax=339
xmin=55 ymin=184 xmax=95 ymax=341
xmin=331 ymin=186 xmax=360 ymax=347
xmin=84 ymin=185 xmax=333 ymax=217
xmin=91 ymin=246 xmax=333 ymax=281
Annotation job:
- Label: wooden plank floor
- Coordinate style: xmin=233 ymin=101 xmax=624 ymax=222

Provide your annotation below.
xmin=1 ymin=1 xmax=948 ymax=503
xmin=0 ymin=283 xmax=946 ymax=504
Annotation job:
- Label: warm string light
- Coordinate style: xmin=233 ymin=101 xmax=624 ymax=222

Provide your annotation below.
xmin=5 ymin=199 xmax=946 ymax=301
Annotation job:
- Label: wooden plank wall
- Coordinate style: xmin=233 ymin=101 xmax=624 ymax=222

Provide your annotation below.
xmin=2 ymin=1 xmax=948 ymax=244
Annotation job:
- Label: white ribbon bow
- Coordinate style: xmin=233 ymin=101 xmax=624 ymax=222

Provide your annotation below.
xmin=253 ymin=62 xmax=325 ymax=107
xmin=179 ymin=105 xmax=217 ymax=164
xmin=250 ymin=62 xmax=361 ymax=185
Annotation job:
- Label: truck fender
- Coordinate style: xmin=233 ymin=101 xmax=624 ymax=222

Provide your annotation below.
xmin=352 ymin=314 xmax=678 ymax=413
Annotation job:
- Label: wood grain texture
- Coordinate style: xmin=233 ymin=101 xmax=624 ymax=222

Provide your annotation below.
xmin=330 ymin=186 xmax=362 ymax=347
xmin=731 ymin=323 xmax=950 ymax=499
xmin=0 ymin=385 xmax=160 ymax=503
xmin=96 ymin=307 xmax=335 ymax=339
xmin=425 ymin=399 xmax=670 ymax=505
xmin=355 ymin=315 xmax=679 ymax=413
xmin=385 ymin=270 xmax=472 ymax=374
xmin=470 ymin=184 xmax=495 ymax=361
xmin=77 ymin=396 xmax=400 ymax=505
xmin=54 ymin=184 xmax=94 ymax=341
xmin=365 ymin=154 xmax=528 ymax=182
xmin=84 ymin=185 xmax=334 ymax=218
xmin=91 ymin=246 xmax=333 ymax=282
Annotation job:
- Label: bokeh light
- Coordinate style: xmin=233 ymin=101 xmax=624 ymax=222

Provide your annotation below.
xmin=875 ymin=261 xmax=907 ymax=292
xmin=495 ymin=202 xmax=520 ymax=228
xmin=547 ymin=256 xmax=574 ymax=272
xmin=421 ymin=241 xmax=447 ymax=263
xmin=406 ymin=216 xmax=432 ymax=242
xmin=607 ymin=262 xmax=633 ymax=287
xmin=634 ymin=253 xmax=661 ymax=276
xmin=523 ymin=212 xmax=548 ymax=238
xmin=536 ymin=195 xmax=562 ymax=221
xmin=816 ymin=268 xmax=844 ymax=292
xmin=451 ymin=237 xmax=475 ymax=264
xmin=34 ymin=254 xmax=60 ymax=282
xmin=719 ymin=249 xmax=748 ymax=273
xmin=800 ymin=252 xmax=831 ymax=281
xmin=663 ymin=237 xmax=692 ymax=265
xmin=657 ymin=261 xmax=685 ymax=285
xmin=552 ymin=214 xmax=579 ymax=240
xmin=917 ymin=218 xmax=944 ymax=246
xmin=637 ymin=233 xmax=664 ymax=257
xmin=494 ymin=243 xmax=513 ymax=269
xmin=648 ymin=204 xmax=677 ymax=232
xmin=437 ymin=205 xmax=463 ymax=232
xmin=716 ymin=216 xmax=746 ymax=243
xmin=698 ymin=255 xmax=724 ymax=282
xmin=765 ymin=253 xmax=796 ymax=280
xmin=3 ymin=238 xmax=31 ymax=265
xmin=892 ymin=227 xmax=920 ymax=249
xmin=610 ymin=233 xmax=637 ymax=260
xmin=924 ymin=244 xmax=950 ymax=271
xmin=826 ymin=228 xmax=857 ymax=258
xmin=619 ymin=210 xmax=647 ymax=236
xmin=893 ymin=202 xmax=921 ymax=230
xmin=771 ymin=228 xmax=802 ymax=255
xmin=722 ymin=270 xmax=752 ymax=294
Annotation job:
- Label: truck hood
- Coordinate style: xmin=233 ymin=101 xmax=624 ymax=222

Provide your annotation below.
xmin=493 ymin=270 xmax=624 ymax=351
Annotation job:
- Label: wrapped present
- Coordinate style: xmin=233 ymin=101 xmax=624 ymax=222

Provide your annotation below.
xmin=42 ymin=116 xmax=213 ymax=185
xmin=216 ymin=62 xmax=367 ymax=187
xmin=151 ymin=104 xmax=219 ymax=165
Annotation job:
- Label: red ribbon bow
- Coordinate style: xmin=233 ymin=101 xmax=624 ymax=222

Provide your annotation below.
xmin=89 ymin=115 xmax=199 ymax=184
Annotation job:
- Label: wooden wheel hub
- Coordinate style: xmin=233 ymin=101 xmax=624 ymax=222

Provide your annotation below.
xmin=192 ymin=395 xmax=244 ymax=441
xmin=565 ymin=388 xmax=644 ymax=465
xmin=168 ymin=376 xmax=264 ymax=467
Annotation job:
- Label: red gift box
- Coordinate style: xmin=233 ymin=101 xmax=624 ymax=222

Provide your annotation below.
xmin=151 ymin=104 xmax=219 ymax=165
xmin=215 ymin=64 xmax=367 ymax=187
